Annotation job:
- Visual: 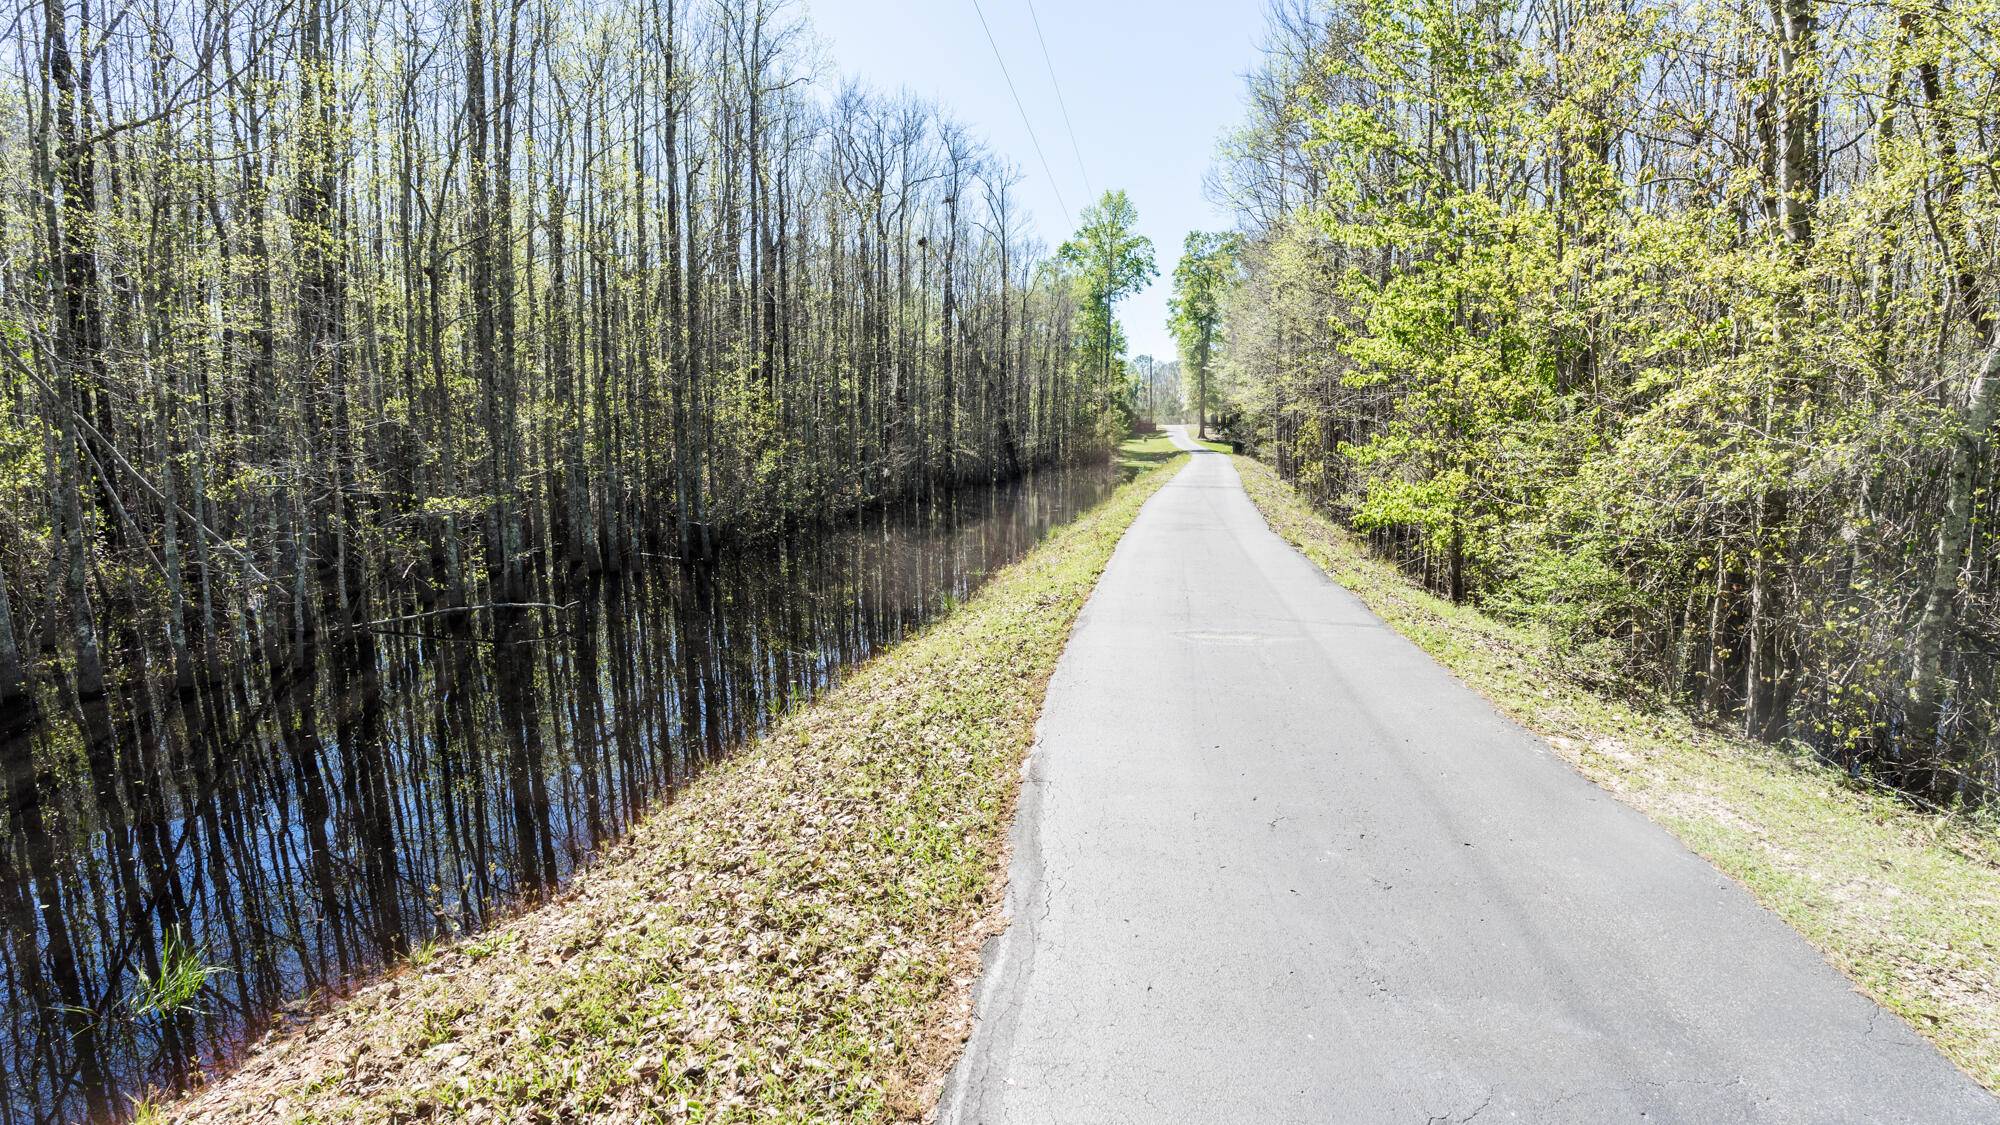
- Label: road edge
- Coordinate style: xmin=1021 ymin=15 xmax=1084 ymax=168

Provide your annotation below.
xmin=934 ymin=454 xmax=1199 ymax=1123
xmin=1232 ymin=453 xmax=2000 ymax=1096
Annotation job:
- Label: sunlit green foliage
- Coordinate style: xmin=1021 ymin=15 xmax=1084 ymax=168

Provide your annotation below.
xmin=1213 ymin=0 xmax=2000 ymax=800
xmin=128 ymin=931 xmax=225 ymax=1019
xmin=1168 ymin=231 xmax=1239 ymax=434
xmin=1059 ymin=190 xmax=1157 ymax=429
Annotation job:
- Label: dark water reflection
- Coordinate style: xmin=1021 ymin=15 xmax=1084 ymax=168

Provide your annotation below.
xmin=0 ymin=462 xmax=1117 ymax=1123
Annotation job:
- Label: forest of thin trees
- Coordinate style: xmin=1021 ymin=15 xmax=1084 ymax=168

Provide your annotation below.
xmin=1131 ymin=354 xmax=1182 ymax=424
xmin=0 ymin=0 xmax=1108 ymax=742
xmin=0 ymin=0 xmax=1116 ymax=843
xmin=1211 ymin=0 xmax=2000 ymax=803
xmin=0 ymin=0 xmax=1127 ymax=1113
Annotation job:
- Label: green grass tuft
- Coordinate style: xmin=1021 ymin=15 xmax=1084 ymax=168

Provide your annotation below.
xmin=130 ymin=930 xmax=226 ymax=1020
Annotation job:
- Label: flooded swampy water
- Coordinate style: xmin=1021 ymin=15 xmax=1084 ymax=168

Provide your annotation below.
xmin=0 ymin=463 xmax=1118 ymax=1123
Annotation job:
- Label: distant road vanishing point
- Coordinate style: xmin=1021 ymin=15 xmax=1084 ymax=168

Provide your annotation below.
xmin=941 ymin=426 xmax=1998 ymax=1124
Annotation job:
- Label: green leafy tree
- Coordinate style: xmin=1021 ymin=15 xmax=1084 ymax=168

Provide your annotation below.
xmin=1311 ymin=0 xmax=1557 ymax=604
xmin=1059 ymin=190 xmax=1157 ymax=427
xmin=1209 ymin=0 xmax=2000 ymax=795
xmin=1168 ymin=231 xmax=1239 ymax=437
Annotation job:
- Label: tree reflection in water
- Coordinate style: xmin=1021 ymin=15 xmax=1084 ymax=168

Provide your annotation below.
xmin=0 ymin=463 xmax=1115 ymax=1123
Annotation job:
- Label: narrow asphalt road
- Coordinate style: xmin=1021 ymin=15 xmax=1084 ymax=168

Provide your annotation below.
xmin=942 ymin=429 xmax=1997 ymax=1124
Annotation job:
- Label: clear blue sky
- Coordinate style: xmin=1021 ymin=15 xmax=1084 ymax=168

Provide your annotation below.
xmin=804 ymin=0 xmax=1268 ymax=361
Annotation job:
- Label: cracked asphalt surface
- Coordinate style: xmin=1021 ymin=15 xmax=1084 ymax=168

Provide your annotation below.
xmin=940 ymin=430 xmax=1998 ymax=1124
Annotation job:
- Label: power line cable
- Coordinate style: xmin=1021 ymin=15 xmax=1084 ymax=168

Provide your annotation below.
xmin=967 ymin=0 xmax=1072 ymax=229
xmin=1021 ymin=0 xmax=1093 ymax=202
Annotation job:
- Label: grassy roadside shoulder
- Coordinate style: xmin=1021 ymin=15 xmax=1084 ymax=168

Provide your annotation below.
xmin=1117 ymin=429 xmax=1229 ymax=479
xmin=1116 ymin=431 xmax=1183 ymax=477
xmin=1234 ymin=455 xmax=2000 ymax=1094
xmin=164 ymin=455 xmax=1183 ymax=1124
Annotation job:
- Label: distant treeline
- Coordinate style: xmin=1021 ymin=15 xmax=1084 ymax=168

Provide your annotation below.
xmin=0 ymin=0 xmax=1113 ymax=724
xmin=1211 ymin=0 xmax=1999 ymax=802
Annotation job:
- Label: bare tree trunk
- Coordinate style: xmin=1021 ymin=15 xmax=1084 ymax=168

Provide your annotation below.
xmin=1910 ymin=339 xmax=2000 ymax=770
xmin=1768 ymin=0 xmax=1818 ymax=247
xmin=0 ymin=557 xmax=25 ymax=723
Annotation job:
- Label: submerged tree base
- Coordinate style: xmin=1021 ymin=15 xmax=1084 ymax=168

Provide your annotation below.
xmin=1235 ymin=456 xmax=2000 ymax=1095
xmin=157 ymin=456 xmax=1185 ymax=1123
